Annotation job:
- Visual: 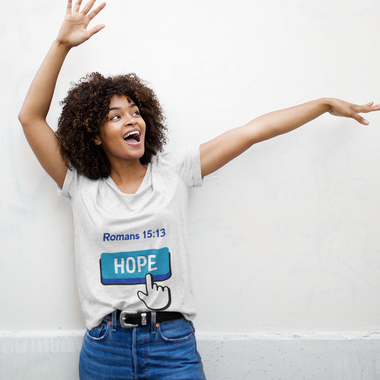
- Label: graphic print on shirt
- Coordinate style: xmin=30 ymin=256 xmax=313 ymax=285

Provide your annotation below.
xmin=99 ymin=247 xmax=172 ymax=311
xmin=137 ymin=273 xmax=172 ymax=310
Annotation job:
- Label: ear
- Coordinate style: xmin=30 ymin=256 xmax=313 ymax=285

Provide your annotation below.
xmin=94 ymin=136 xmax=102 ymax=145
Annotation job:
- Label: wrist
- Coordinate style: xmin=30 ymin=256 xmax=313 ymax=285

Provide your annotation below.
xmin=318 ymin=97 xmax=335 ymax=113
xmin=53 ymin=38 xmax=73 ymax=53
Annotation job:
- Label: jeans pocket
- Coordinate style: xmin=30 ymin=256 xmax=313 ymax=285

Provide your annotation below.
xmin=85 ymin=321 xmax=111 ymax=342
xmin=157 ymin=318 xmax=195 ymax=343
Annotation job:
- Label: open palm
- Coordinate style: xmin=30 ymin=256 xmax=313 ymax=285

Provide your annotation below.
xmin=328 ymin=99 xmax=380 ymax=125
xmin=57 ymin=0 xmax=106 ymax=48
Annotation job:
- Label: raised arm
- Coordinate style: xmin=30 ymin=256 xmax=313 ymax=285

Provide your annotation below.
xmin=200 ymin=98 xmax=380 ymax=177
xmin=18 ymin=0 xmax=106 ymax=188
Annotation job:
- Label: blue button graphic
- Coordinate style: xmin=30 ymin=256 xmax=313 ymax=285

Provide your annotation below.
xmin=100 ymin=247 xmax=171 ymax=285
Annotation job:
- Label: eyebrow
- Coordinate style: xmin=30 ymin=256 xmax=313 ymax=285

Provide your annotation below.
xmin=108 ymin=103 xmax=138 ymax=112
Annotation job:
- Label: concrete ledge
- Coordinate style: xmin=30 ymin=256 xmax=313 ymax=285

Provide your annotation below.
xmin=1 ymin=331 xmax=380 ymax=379
xmin=197 ymin=332 xmax=380 ymax=380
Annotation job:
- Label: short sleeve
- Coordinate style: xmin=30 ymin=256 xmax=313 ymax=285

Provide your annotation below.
xmin=57 ymin=166 xmax=78 ymax=199
xmin=160 ymin=146 xmax=203 ymax=188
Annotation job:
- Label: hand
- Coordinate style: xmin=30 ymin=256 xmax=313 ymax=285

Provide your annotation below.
xmin=327 ymin=99 xmax=380 ymax=125
xmin=56 ymin=0 xmax=106 ymax=48
xmin=137 ymin=274 xmax=172 ymax=311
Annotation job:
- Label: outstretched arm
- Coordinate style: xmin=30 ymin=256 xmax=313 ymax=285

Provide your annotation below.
xmin=200 ymin=98 xmax=380 ymax=177
xmin=18 ymin=0 xmax=106 ymax=188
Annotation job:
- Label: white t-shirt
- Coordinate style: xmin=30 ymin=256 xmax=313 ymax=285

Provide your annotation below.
xmin=58 ymin=146 xmax=203 ymax=330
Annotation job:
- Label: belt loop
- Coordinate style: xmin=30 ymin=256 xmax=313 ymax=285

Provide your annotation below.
xmin=112 ymin=310 xmax=117 ymax=331
xmin=151 ymin=311 xmax=157 ymax=334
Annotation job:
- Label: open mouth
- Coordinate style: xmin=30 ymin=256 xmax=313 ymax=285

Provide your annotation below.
xmin=123 ymin=130 xmax=141 ymax=144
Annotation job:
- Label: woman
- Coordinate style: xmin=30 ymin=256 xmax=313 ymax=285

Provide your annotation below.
xmin=18 ymin=0 xmax=380 ymax=379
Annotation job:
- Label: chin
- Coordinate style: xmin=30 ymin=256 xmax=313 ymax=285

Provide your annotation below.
xmin=131 ymin=148 xmax=145 ymax=161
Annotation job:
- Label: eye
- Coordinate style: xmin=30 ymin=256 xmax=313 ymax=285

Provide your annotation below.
xmin=132 ymin=110 xmax=140 ymax=116
xmin=110 ymin=115 xmax=120 ymax=120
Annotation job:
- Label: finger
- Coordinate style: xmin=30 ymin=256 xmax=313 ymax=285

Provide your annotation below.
xmin=87 ymin=2 xmax=106 ymax=21
xmin=353 ymin=101 xmax=380 ymax=114
xmin=74 ymin=0 xmax=83 ymax=13
xmin=81 ymin=0 xmax=97 ymax=15
xmin=361 ymin=103 xmax=380 ymax=114
xmin=66 ymin=0 xmax=73 ymax=15
xmin=87 ymin=23 xmax=105 ymax=38
xmin=145 ymin=273 xmax=153 ymax=290
xmin=354 ymin=102 xmax=373 ymax=113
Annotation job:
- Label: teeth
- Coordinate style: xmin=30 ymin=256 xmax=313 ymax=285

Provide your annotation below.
xmin=124 ymin=131 xmax=139 ymax=140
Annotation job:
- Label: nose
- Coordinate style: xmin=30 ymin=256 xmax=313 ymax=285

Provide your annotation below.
xmin=124 ymin=115 xmax=136 ymax=126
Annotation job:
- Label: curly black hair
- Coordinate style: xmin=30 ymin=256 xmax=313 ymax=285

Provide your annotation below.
xmin=56 ymin=72 xmax=167 ymax=180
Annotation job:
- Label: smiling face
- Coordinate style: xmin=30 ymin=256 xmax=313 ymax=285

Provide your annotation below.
xmin=95 ymin=95 xmax=146 ymax=167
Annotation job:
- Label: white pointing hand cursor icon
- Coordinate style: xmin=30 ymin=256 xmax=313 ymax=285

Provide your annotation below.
xmin=137 ymin=273 xmax=172 ymax=311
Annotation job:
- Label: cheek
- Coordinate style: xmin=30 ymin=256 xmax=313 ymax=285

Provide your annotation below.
xmin=101 ymin=125 xmax=118 ymax=140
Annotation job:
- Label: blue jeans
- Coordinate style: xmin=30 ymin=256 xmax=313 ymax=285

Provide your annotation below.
xmin=79 ymin=311 xmax=206 ymax=380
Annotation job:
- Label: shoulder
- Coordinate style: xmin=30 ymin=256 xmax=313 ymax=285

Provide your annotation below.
xmin=57 ymin=164 xmax=105 ymax=199
xmin=152 ymin=146 xmax=202 ymax=188
xmin=155 ymin=146 xmax=200 ymax=166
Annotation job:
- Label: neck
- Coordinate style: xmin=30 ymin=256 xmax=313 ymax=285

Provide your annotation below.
xmin=109 ymin=160 xmax=148 ymax=194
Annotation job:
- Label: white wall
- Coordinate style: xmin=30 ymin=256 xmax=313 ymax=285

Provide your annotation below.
xmin=1 ymin=0 xmax=380 ymax=378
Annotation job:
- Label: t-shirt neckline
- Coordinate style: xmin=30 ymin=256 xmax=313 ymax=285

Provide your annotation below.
xmin=105 ymin=163 xmax=152 ymax=196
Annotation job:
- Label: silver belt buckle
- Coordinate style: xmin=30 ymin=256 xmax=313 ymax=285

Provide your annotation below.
xmin=119 ymin=311 xmax=147 ymax=329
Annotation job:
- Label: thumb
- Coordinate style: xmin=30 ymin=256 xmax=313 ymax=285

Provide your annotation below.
xmin=137 ymin=290 xmax=147 ymax=302
xmin=87 ymin=24 xmax=105 ymax=39
xmin=351 ymin=112 xmax=369 ymax=125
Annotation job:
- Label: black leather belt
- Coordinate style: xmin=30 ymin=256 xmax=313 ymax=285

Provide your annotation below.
xmin=115 ymin=310 xmax=183 ymax=329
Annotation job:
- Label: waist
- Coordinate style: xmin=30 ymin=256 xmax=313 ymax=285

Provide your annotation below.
xmin=110 ymin=310 xmax=183 ymax=329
